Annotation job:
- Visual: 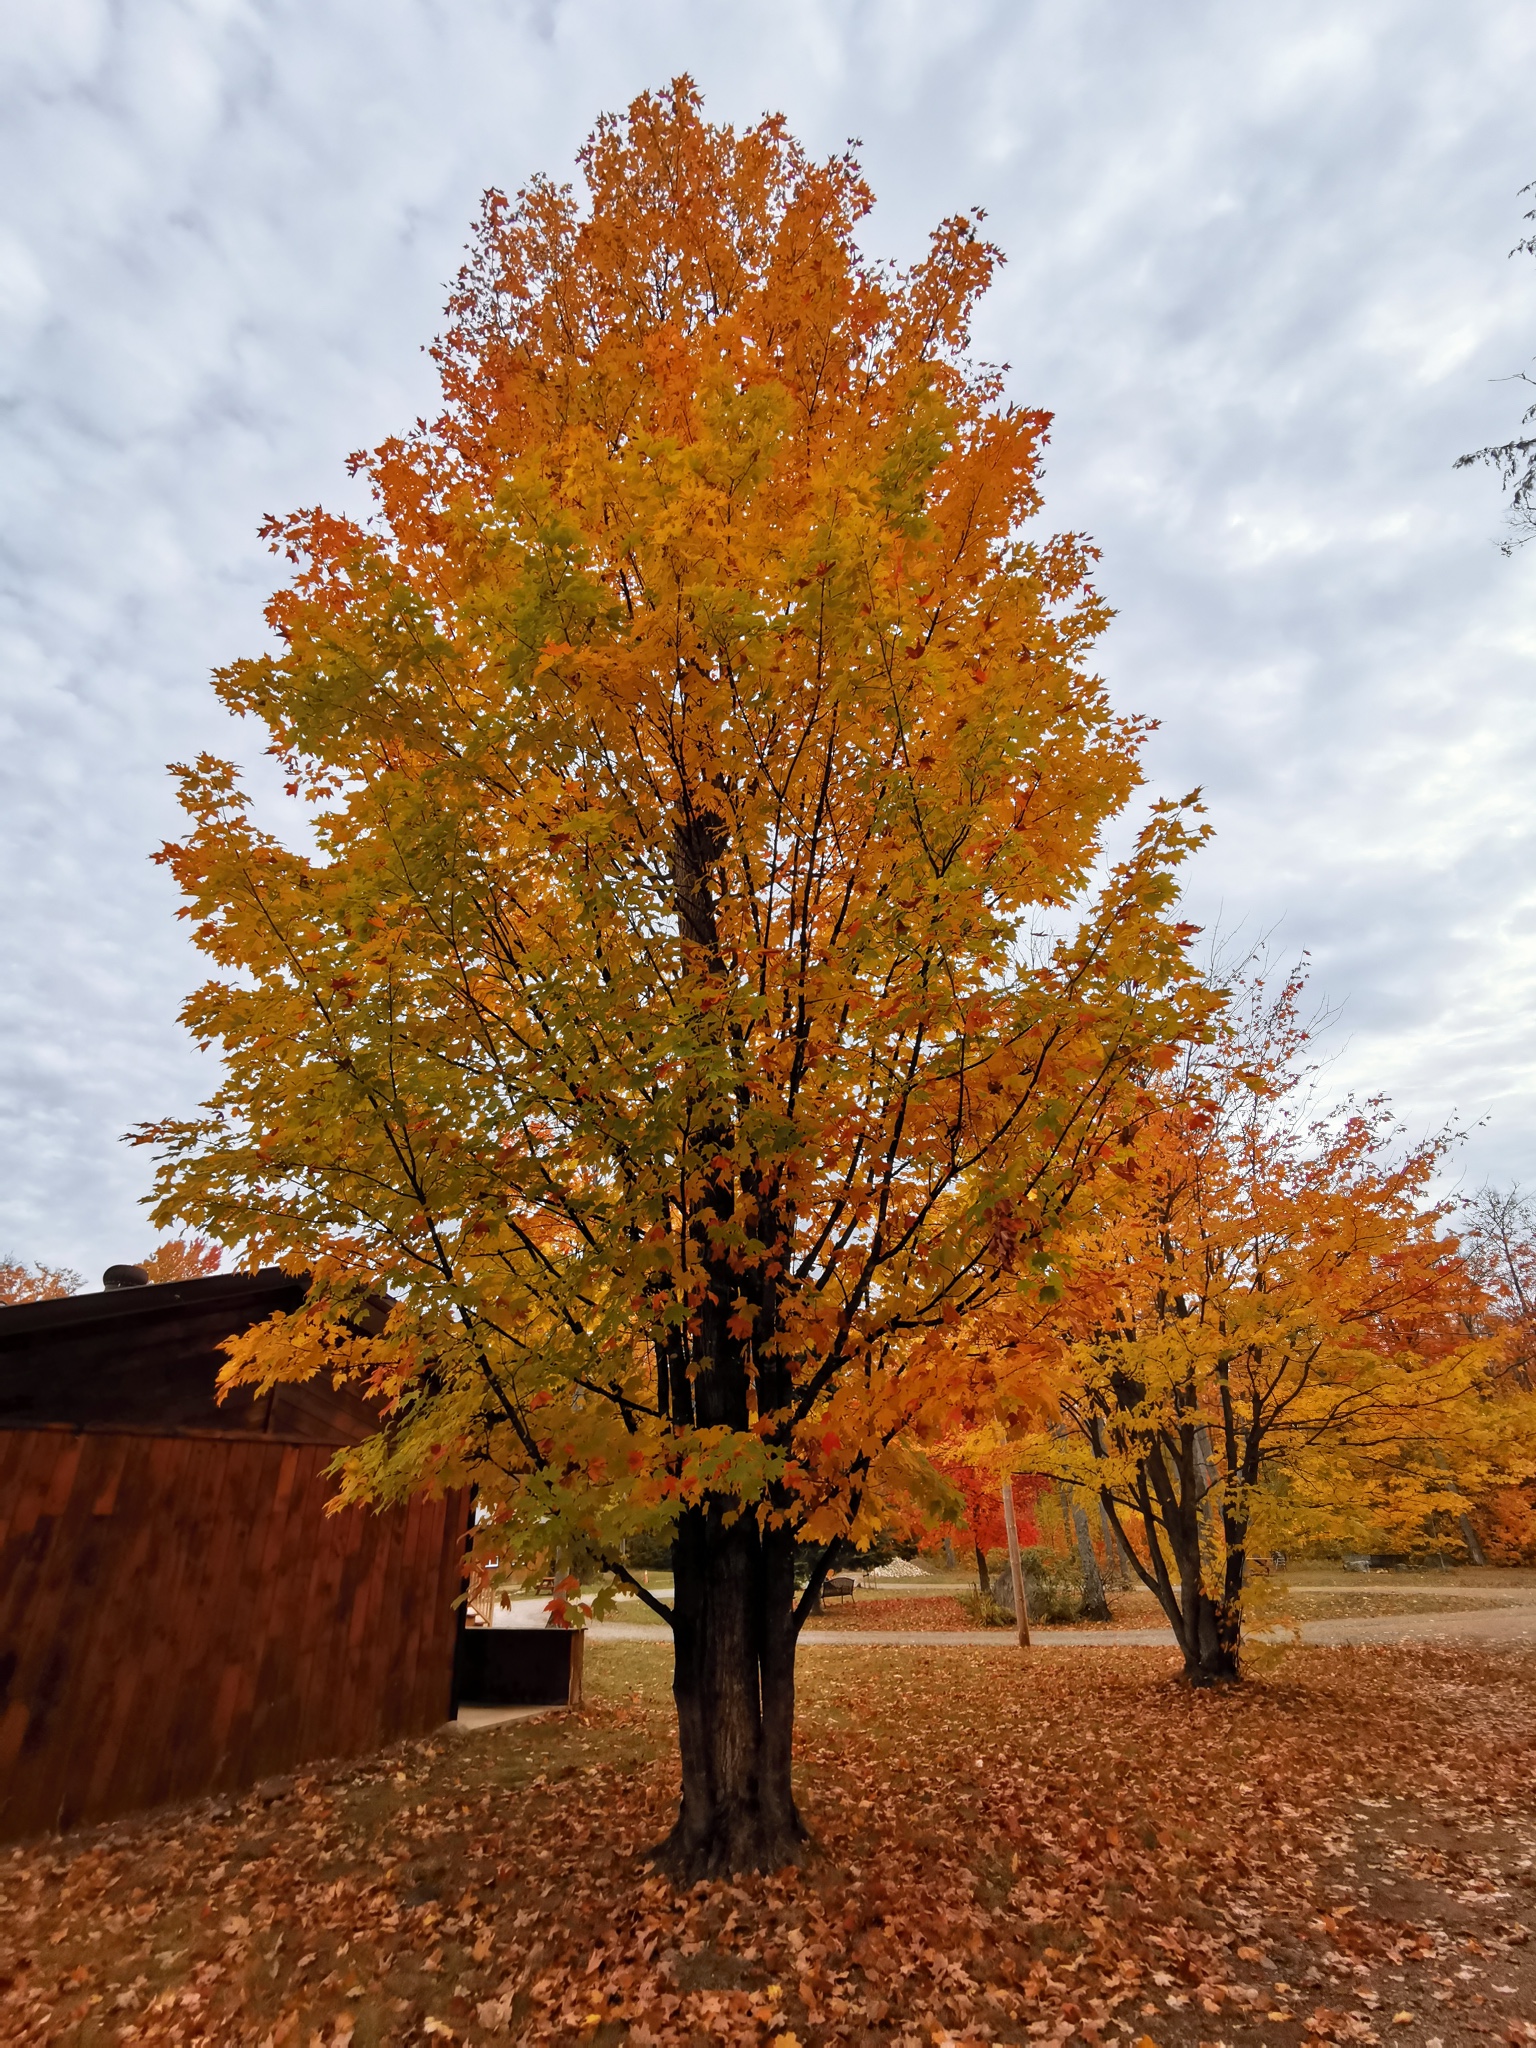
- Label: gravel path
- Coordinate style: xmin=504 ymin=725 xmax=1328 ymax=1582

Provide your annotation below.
xmin=585 ymin=1591 xmax=1536 ymax=1651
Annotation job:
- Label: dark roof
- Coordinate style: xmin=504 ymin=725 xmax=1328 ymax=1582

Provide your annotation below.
xmin=0 ymin=1269 xmax=381 ymax=1444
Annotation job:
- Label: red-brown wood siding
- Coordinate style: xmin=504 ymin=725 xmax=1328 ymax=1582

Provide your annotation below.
xmin=0 ymin=1429 xmax=468 ymax=1843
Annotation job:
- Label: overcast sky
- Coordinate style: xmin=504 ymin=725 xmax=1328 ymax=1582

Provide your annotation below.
xmin=3 ymin=0 xmax=1534 ymax=1280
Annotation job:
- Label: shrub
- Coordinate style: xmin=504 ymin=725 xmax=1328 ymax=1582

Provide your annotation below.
xmin=958 ymin=1588 xmax=1015 ymax=1628
xmin=984 ymin=1547 xmax=1090 ymax=1624
xmin=622 ymin=1528 xmax=677 ymax=1572
xmin=1023 ymin=1551 xmax=1087 ymax=1623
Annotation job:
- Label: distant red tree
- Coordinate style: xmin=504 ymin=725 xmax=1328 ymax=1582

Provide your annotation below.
xmin=933 ymin=1459 xmax=1043 ymax=1588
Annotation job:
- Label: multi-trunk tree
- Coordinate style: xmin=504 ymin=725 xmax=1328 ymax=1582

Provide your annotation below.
xmin=1032 ymin=969 xmax=1493 ymax=1683
xmin=136 ymin=82 xmax=1210 ymax=1875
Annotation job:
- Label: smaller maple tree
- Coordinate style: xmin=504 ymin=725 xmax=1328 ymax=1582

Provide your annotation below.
xmin=1017 ymin=965 xmax=1508 ymax=1682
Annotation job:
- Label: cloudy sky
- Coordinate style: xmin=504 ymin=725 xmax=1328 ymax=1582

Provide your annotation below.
xmin=3 ymin=0 xmax=1534 ymax=1280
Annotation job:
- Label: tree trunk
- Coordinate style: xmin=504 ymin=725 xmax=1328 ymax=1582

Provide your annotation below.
xmin=1182 ymin=1585 xmax=1241 ymax=1683
xmin=658 ymin=817 xmax=812 ymax=1878
xmin=1100 ymin=1499 xmax=1131 ymax=1590
xmin=1182 ymin=1428 xmax=1241 ymax=1679
xmin=1067 ymin=1491 xmax=1111 ymax=1621
xmin=973 ymin=1536 xmax=991 ymax=1598
xmin=1169 ymin=1517 xmax=1244 ymax=1684
xmin=1459 ymin=1513 xmax=1488 ymax=1567
xmin=656 ymin=1504 xmax=809 ymax=1880
xmin=1428 ymin=1445 xmax=1488 ymax=1565
xmin=1056 ymin=1480 xmax=1111 ymax=1621
xmin=1132 ymin=1446 xmax=1242 ymax=1684
xmin=1164 ymin=1511 xmax=1241 ymax=1683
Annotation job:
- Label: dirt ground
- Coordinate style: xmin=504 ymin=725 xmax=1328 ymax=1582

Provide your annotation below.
xmin=2 ymin=1641 xmax=1533 ymax=2048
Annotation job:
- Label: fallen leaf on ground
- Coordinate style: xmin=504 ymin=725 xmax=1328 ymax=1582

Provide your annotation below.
xmin=2 ymin=1644 xmax=1533 ymax=2045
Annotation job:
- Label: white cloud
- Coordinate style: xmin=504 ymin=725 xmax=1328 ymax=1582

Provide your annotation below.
xmin=1 ymin=0 xmax=1534 ymax=1273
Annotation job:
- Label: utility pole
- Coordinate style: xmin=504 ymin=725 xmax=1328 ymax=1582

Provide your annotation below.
xmin=1001 ymin=1476 xmax=1031 ymax=1648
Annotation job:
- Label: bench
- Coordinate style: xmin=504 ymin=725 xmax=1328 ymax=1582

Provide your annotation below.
xmin=817 ymin=1573 xmax=857 ymax=1610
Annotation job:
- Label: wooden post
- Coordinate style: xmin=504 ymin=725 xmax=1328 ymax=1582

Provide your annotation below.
xmin=1001 ymin=1476 xmax=1031 ymax=1648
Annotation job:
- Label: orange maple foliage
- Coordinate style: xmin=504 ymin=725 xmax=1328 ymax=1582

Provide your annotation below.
xmin=138 ymin=1235 xmax=222 ymax=1285
xmin=0 ymin=1257 xmax=81 ymax=1305
xmin=135 ymin=81 xmax=1211 ymax=1874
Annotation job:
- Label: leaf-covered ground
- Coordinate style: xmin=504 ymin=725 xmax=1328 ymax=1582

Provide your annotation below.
xmin=3 ymin=1644 xmax=1534 ymax=2047
xmin=800 ymin=1597 xmax=982 ymax=1632
xmin=790 ymin=1577 xmax=1536 ymax=1637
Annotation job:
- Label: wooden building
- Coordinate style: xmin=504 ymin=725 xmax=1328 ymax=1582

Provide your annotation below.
xmin=0 ymin=1270 xmax=470 ymax=1843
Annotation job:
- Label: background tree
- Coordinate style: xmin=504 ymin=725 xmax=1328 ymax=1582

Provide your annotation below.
xmin=137 ymin=82 xmax=1210 ymax=1876
xmin=139 ymin=1236 xmax=223 ymax=1284
xmin=1033 ymin=968 xmax=1493 ymax=1683
xmin=1446 ymin=1185 xmax=1536 ymax=1558
xmin=1459 ymin=1183 xmax=1536 ymax=1389
xmin=0 ymin=1257 xmax=81 ymax=1305
xmin=1455 ymin=181 xmax=1536 ymax=551
xmin=929 ymin=1455 xmax=1040 ymax=1594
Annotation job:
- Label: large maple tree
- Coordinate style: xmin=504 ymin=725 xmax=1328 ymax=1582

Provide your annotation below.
xmin=138 ymin=83 xmax=1210 ymax=1874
